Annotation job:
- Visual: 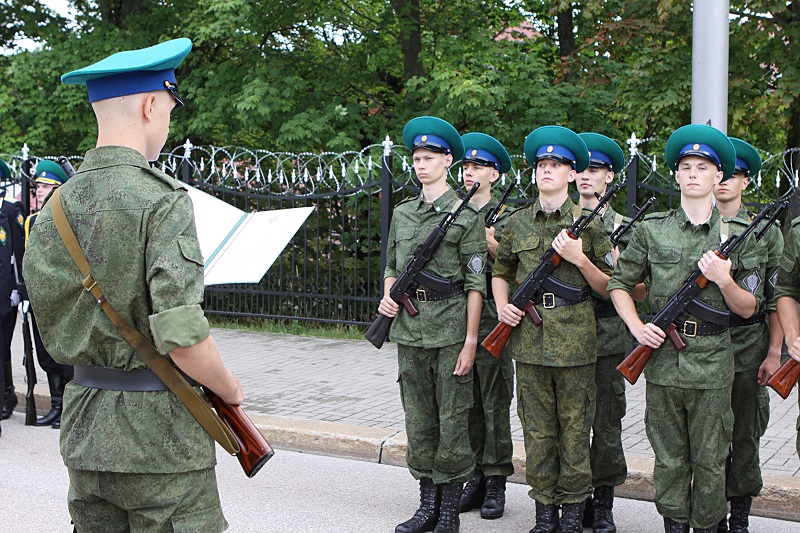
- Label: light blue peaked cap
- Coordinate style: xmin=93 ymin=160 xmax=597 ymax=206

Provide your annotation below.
xmin=61 ymin=38 xmax=192 ymax=103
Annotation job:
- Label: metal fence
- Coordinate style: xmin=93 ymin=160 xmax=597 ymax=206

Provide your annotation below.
xmin=5 ymin=133 xmax=800 ymax=327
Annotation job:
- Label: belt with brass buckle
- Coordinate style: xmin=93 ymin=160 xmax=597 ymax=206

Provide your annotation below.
xmin=675 ymin=320 xmax=727 ymax=337
xmin=412 ymin=282 xmax=465 ymax=303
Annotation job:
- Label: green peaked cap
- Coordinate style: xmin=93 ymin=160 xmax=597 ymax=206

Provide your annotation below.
xmin=461 ymin=132 xmax=512 ymax=174
xmin=729 ymin=138 xmax=762 ymax=177
xmin=665 ymin=124 xmax=736 ymax=182
xmin=403 ymin=116 xmax=465 ymax=162
xmin=577 ymin=133 xmax=626 ymax=174
xmin=524 ymin=126 xmax=589 ymax=173
xmin=34 ymin=160 xmax=69 ymax=186
xmin=0 ymin=158 xmax=10 ymax=182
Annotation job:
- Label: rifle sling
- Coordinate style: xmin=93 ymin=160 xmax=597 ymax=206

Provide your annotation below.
xmin=50 ymin=188 xmax=240 ymax=456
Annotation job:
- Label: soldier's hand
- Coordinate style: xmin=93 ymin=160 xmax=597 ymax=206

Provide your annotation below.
xmin=611 ymin=246 xmax=621 ymax=266
xmin=788 ymin=338 xmax=800 ymax=363
xmin=698 ymin=250 xmax=732 ymax=286
xmin=377 ymin=294 xmax=400 ymax=318
xmin=757 ymin=351 xmax=781 ymax=386
xmin=454 ymin=344 xmax=476 ymax=376
xmin=20 ymin=300 xmax=30 ymax=314
xmin=485 ymin=226 xmax=499 ymax=258
xmin=216 ymin=368 xmax=244 ymax=405
xmin=552 ymin=229 xmax=586 ymax=267
xmin=633 ymin=322 xmax=666 ymax=349
xmin=9 ymin=289 xmax=19 ymax=307
xmin=498 ymin=303 xmax=524 ymax=326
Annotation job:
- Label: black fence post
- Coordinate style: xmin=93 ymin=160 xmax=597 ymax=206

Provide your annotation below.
xmin=20 ymin=143 xmax=31 ymax=216
xmin=379 ymin=135 xmax=394 ymax=298
xmin=626 ymin=133 xmax=640 ymax=216
xmin=181 ymin=138 xmax=193 ymax=184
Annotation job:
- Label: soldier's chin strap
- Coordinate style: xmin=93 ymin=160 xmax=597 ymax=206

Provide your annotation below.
xmin=49 ymin=187 xmax=240 ymax=456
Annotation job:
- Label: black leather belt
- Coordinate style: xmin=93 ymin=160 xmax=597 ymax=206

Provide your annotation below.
xmin=73 ymin=366 xmax=197 ymax=391
xmin=412 ymin=281 xmax=465 ymax=302
xmin=594 ymin=300 xmax=618 ymax=318
xmin=674 ymin=320 xmax=728 ymax=337
xmin=534 ymin=286 xmax=591 ymax=309
xmin=729 ymin=308 xmax=767 ymax=327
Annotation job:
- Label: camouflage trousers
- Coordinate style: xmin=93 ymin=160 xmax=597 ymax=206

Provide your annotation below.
xmin=467 ymin=343 xmax=515 ymax=477
xmin=726 ymin=369 xmax=770 ymax=498
xmin=397 ymin=343 xmax=474 ymax=484
xmin=590 ymin=353 xmax=627 ymax=487
xmin=67 ymin=467 xmax=227 ymax=532
xmin=516 ymin=362 xmax=595 ymax=505
xmin=645 ymin=383 xmax=733 ymax=529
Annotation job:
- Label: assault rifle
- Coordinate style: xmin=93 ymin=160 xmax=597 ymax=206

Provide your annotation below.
xmin=481 ymin=184 xmax=620 ymax=357
xmin=365 ymin=183 xmax=481 ymax=349
xmin=484 ymin=180 xmax=516 ymax=228
xmin=58 ymin=157 xmax=77 ymax=179
xmin=617 ymin=201 xmax=779 ymax=385
xmin=609 ymin=197 xmax=656 ymax=247
xmin=16 ymin=262 xmax=36 ymax=425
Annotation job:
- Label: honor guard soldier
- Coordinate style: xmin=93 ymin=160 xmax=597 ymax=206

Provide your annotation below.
xmin=609 ymin=125 xmax=760 ymax=533
xmin=456 ymin=133 xmax=515 ymax=520
xmin=492 ymin=126 xmax=613 ymax=533
xmin=25 ymin=160 xmax=75 ymax=428
xmin=23 ymin=39 xmax=243 ymax=531
xmin=0 ymin=157 xmax=25 ymax=421
xmin=576 ymin=132 xmax=645 ymax=533
xmin=714 ymin=139 xmax=784 ymax=533
xmin=378 ymin=116 xmax=487 ymax=533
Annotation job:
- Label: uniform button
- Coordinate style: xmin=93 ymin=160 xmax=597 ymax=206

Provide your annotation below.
xmin=435 ymin=206 xmax=441 ymax=212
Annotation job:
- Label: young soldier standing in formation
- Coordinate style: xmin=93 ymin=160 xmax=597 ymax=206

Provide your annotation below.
xmin=456 ymin=133 xmax=515 ymax=521
xmin=713 ymin=138 xmax=784 ymax=532
xmin=575 ymin=132 xmax=645 ymax=533
xmin=378 ymin=116 xmax=488 ymax=533
xmin=609 ymin=124 xmax=759 ymax=533
xmin=492 ymin=126 xmax=613 ymax=533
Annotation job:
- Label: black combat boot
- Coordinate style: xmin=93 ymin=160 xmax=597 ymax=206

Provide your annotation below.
xmin=691 ymin=527 xmax=718 ymax=532
xmin=717 ymin=514 xmax=728 ymax=532
xmin=396 ymin=478 xmax=440 ymax=533
xmin=480 ymin=475 xmax=506 ymax=519
xmin=433 ymin=482 xmax=462 ymax=532
xmin=1 ymin=362 xmax=16 ymax=420
xmin=592 ymin=485 xmax=617 ymax=533
xmin=530 ymin=501 xmax=559 ymax=533
xmin=458 ymin=468 xmax=484 ymax=513
xmin=664 ymin=517 xmax=689 ymax=533
xmin=728 ymin=495 xmax=751 ymax=533
xmin=559 ymin=501 xmax=585 ymax=533
xmin=33 ymin=373 xmax=64 ymax=428
xmin=583 ymin=495 xmax=594 ymax=528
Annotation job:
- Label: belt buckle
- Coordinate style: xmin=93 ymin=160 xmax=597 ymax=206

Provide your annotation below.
xmin=416 ymin=289 xmax=428 ymax=303
xmin=683 ymin=321 xmax=698 ymax=337
xmin=543 ymin=293 xmax=556 ymax=309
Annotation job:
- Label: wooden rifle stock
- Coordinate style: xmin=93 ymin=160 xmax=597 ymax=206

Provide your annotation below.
xmin=481 ymin=301 xmax=541 ymax=358
xmin=204 ymin=387 xmax=275 ymax=478
xmin=617 ymin=323 xmax=685 ymax=385
xmin=768 ymin=358 xmax=800 ymax=400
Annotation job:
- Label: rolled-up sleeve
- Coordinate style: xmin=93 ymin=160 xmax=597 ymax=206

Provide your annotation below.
xmin=775 ymin=225 xmax=800 ymax=300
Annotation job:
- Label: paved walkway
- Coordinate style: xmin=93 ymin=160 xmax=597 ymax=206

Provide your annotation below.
xmin=12 ymin=325 xmax=800 ymax=477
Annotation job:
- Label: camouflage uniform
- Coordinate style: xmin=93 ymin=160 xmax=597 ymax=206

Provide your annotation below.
xmin=492 ymin=196 xmax=612 ymax=505
xmin=725 ymin=205 xmax=782 ymax=500
xmin=469 ymin=197 xmax=514 ymax=478
xmin=385 ymin=188 xmax=488 ymax=484
xmin=590 ymin=206 xmax=630 ymax=488
xmin=773 ymin=219 xmax=800 ymax=459
xmin=608 ymin=207 xmax=762 ymax=529
xmin=23 ymin=146 xmax=227 ymax=532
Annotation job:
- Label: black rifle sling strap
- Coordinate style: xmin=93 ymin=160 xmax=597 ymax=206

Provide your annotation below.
xmin=50 ymin=188 xmax=240 ymax=455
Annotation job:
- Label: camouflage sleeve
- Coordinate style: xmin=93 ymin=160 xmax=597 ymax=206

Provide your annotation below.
xmin=608 ymin=222 xmax=649 ymax=293
xmin=732 ymin=232 xmax=767 ymax=311
xmin=492 ymin=221 xmax=518 ymax=283
xmin=146 ymin=191 xmax=210 ymax=354
xmin=460 ymin=212 xmax=488 ymax=296
xmin=383 ymin=216 xmax=399 ymax=279
xmin=588 ymin=217 xmax=613 ymax=276
xmin=775 ymin=224 xmax=800 ymax=300
xmin=616 ymin=215 xmax=634 ymax=252
xmin=763 ymin=223 xmax=784 ymax=311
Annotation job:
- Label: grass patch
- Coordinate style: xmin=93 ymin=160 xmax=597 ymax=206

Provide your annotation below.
xmin=208 ymin=316 xmax=367 ymax=340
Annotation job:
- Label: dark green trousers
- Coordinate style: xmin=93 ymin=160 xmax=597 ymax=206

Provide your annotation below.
xmin=645 ymin=382 xmax=733 ymax=529
xmin=516 ymin=361 xmax=595 ymax=505
xmin=726 ymin=369 xmax=770 ymax=498
xmin=590 ymin=353 xmax=627 ymax=487
xmin=398 ymin=342 xmax=474 ymax=484
xmin=467 ymin=343 xmax=515 ymax=477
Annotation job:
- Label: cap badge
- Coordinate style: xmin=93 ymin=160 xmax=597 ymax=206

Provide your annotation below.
xmin=421 ymin=135 xmax=428 ymax=142
xmin=546 ymin=146 xmax=554 ymax=153
xmin=693 ymin=143 xmax=700 ymax=150
xmin=40 ymin=172 xmax=46 ymax=177
xmin=471 ymin=150 xmax=477 ymax=156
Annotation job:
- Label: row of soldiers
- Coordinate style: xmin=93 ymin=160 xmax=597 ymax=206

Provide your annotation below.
xmin=377 ymin=116 xmax=797 ymax=533
xmin=0 ymin=157 xmax=73 ymax=436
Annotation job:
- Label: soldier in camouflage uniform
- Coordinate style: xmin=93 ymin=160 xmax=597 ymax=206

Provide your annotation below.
xmin=609 ymin=125 xmax=761 ymax=533
xmin=713 ymin=138 xmax=784 ymax=533
xmin=576 ymin=132 xmax=646 ymax=533
xmin=22 ymin=39 xmax=243 ymax=532
xmin=455 ymin=133 xmax=515 ymax=520
xmin=492 ymin=126 xmax=613 ymax=533
xmin=377 ymin=116 xmax=487 ymax=533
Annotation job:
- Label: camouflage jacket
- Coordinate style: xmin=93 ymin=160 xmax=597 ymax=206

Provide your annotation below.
xmin=476 ymin=195 xmax=512 ymax=338
xmin=384 ymin=187 xmax=488 ymax=348
xmin=492 ymin=195 xmax=613 ymax=367
xmin=595 ymin=205 xmax=632 ymax=357
xmin=23 ymin=146 xmax=215 ymax=473
xmin=775 ymin=217 xmax=800 ymax=302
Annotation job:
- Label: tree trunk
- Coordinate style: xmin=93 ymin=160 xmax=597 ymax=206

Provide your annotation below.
xmin=390 ymin=0 xmax=426 ymax=81
xmin=557 ymin=6 xmax=575 ymax=57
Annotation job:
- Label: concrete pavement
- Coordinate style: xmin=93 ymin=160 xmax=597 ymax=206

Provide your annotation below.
xmin=8 ymin=324 xmax=800 ymax=522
